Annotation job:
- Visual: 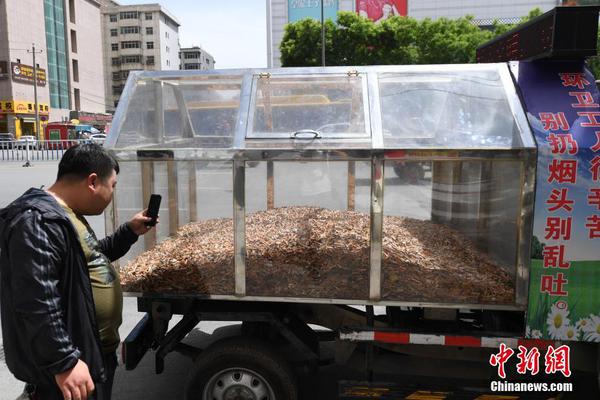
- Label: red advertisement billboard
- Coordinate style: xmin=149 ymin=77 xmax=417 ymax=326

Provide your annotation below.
xmin=356 ymin=0 xmax=407 ymax=22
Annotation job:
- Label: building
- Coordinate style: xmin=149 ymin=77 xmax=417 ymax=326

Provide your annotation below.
xmin=101 ymin=2 xmax=180 ymax=110
xmin=180 ymin=46 xmax=215 ymax=70
xmin=267 ymin=0 xmax=355 ymax=68
xmin=266 ymin=0 xmax=565 ymax=68
xmin=407 ymin=0 xmax=561 ymax=28
xmin=0 ymin=0 xmax=107 ymax=138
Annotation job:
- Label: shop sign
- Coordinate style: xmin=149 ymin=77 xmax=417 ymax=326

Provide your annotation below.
xmin=518 ymin=61 xmax=600 ymax=343
xmin=11 ymin=62 xmax=46 ymax=86
xmin=69 ymin=111 xmax=113 ymax=124
xmin=356 ymin=0 xmax=407 ymax=22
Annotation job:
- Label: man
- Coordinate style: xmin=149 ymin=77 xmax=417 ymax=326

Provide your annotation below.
xmin=0 ymin=143 xmax=154 ymax=400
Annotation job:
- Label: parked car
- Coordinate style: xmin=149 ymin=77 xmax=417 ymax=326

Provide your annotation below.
xmin=90 ymin=133 xmax=107 ymax=145
xmin=0 ymin=132 xmax=15 ymax=149
xmin=15 ymin=135 xmax=39 ymax=150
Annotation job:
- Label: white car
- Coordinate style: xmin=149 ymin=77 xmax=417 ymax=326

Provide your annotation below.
xmin=90 ymin=133 xmax=107 ymax=145
xmin=15 ymin=135 xmax=38 ymax=150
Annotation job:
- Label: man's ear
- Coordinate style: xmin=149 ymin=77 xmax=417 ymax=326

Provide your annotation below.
xmin=87 ymin=173 xmax=99 ymax=191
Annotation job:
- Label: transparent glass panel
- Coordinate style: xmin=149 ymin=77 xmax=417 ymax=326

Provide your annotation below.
xmin=114 ymin=76 xmax=242 ymax=149
xmin=245 ymin=161 xmax=371 ymax=299
xmin=379 ymin=71 xmax=521 ymax=148
xmin=249 ymin=74 xmax=369 ymax=139
xmin=116 ymin=160 xmax=234 ymax=295
xmin=382 ymin=160 xmax=520 ymax=304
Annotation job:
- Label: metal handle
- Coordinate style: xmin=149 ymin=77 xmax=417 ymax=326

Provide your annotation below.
xmin=290 ymin=129 xmax=321 ymax=139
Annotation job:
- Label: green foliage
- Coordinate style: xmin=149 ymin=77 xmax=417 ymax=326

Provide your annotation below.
xmin=531 ymin=235 xmax=545 ymax=260
xmin=280 ymin=7 xmax=595 ymax=69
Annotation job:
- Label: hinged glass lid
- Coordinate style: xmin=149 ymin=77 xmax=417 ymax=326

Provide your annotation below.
xmin=113 ymin=75 xmax=243 ymax=149
xmin=247 ymin=72 xmax=370 ymax=140
xmin=379 ymin=69 xmax=525 ymax=149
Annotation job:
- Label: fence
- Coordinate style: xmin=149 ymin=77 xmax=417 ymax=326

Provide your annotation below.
xmin=0 ymin=139 xmax=105 ymax=163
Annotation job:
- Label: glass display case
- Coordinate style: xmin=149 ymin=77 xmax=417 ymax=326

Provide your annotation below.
xmin=107 ymin=64 xmax=536 ymax=310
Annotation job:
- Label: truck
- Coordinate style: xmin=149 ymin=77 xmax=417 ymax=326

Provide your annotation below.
xmin=105 ymin=6 xmax=600 ymax=399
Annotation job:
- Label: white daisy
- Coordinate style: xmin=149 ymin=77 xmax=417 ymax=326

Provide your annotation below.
xmin=525 ymin=325 xmax=543 ymax=339
xmin=562 ymin=325 xmax=578 ymax=341
xmin=530 ymin=329 xmax=543 ymax=339
xmin=546 ymin=303 xmax=570 ymax=340
xmin=581 ymin=314 xmax=600 ymax=342
xmin=576 ymin=317 xmax=591 ymax=332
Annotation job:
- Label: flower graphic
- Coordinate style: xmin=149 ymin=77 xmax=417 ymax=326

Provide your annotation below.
xmin=526 ymin=325 xmax=543 ymax=339
xmin=576 ymin=317 xmax=591 ymax=332
xmin=581 ymin=314 xmax=600 ymax=342
xmin=546 ymin=303 xmax=570 ymax=339
xmin=562 ymin=325 xmax=578 ymax=341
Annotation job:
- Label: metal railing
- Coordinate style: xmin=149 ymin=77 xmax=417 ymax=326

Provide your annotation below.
xmin=0 ymin=139 xmax=104 ymax=163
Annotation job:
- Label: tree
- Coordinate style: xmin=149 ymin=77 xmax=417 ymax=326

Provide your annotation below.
xmin=531 ymin=236 xmax=545 ymax=260
xmin=280 ymin=8 xmax=600 ymax=70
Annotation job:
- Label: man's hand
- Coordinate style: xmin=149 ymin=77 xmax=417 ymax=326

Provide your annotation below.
xmin=54 ymin=359 xmax=94 ymax=400
xmin=127 ymin=209 xmax=155 ymax=235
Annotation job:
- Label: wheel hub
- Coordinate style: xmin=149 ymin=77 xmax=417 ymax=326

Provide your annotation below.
xmin=204 ymin=368 xmax=275 ymax=400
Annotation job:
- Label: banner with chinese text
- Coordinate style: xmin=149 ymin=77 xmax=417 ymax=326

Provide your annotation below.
xmin=517 ymin=60 xmax=600 ymax=342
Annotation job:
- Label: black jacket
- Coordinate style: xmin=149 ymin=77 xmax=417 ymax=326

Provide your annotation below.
xmin=0 ymin=188 xmax=138 ymax=386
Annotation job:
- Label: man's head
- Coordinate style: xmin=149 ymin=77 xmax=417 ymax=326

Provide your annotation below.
xmin=56 ymin=143 xmax=120 ymax=215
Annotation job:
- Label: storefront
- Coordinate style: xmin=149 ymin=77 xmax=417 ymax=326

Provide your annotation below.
xmin=69 ymin=111 xmax=113 ymax=132
xmin=0 ymin=100 xmax=50 ymax=138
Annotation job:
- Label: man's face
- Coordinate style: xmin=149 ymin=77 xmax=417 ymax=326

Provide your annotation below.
xmin=89 ymin=170 xmax=117 ymax=215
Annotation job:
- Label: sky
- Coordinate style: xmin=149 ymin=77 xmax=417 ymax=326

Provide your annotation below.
xmin=121 ymin=0 xmax=268 ymax=69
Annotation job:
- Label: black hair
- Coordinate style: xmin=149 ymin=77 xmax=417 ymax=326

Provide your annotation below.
xmin=56 ymin=143 xmax=120 ymax=182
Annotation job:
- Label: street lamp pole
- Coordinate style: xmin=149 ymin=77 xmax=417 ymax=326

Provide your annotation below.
xmin=321 ymin=0 xmax=326 ymax=66
xmin=28 ymin=44 xmax=42 ymax=141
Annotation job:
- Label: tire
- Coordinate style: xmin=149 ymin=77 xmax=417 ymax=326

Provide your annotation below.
xmin=184 ymin=337 xmax=297 ymax=400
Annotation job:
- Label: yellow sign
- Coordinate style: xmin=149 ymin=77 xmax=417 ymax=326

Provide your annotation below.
xmin=0 ymin=100 xmax=49 ymax=114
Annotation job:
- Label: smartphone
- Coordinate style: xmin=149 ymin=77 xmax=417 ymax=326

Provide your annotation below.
xmin=146 ymin=194 xmax=161 ymax=227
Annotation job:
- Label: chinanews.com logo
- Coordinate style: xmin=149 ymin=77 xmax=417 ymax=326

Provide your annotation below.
xmin=489 ymin=343 xmax=573 ymax=392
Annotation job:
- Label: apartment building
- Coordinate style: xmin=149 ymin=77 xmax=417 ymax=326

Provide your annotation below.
xmin=180 ymin=46 xmax=215 ymax=70
xmin=101 ymin=2 xmax=180 ymax=110
xmin=0 ymin=0 xmax=106 ymax=137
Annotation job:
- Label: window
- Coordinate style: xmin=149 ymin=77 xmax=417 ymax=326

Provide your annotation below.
xmin=121 ymin=41 xmax=141 ymax=49
xmin=120 ymin=26 xmax=140 ymax=34
xmin=145 ymin=12 xmax=152 ymax=20
xmin=112 ymin=85 xmax=123 ymax=95
xmin=122 ymin=55 xmax=141 ymax=64
xmin=165 ymin=31 xmax=169 ymax=39
xmin=184 ymin=63 xmax=200 ymax=70
xmin=166 ymin=59 xmax=170 ymax=66
xmin=74 ymin=88 xmax=80 ymax=111
xmin=109 ymin=14 xmax=117 ymax=23
xmin=146 ymin=27 xmax=153 ymax=35
xmin=112 ymin=71 xmax=121 ymax=80
xmin=69 ymin=0 xmax=76 ymax=23
xmin=146 ymin=56 xmax=155 ymax=65
xmin=120 ymin=11 xmax=139 ymax=20
xmin=111 ymin=43 xmax=118 ymax=51
xmin=70 ymin=30 xmax=77 ymax=53
xmin=185 ymin=52 xmax=199 ymax=59
xmin=72 ymin=59 xmax=79 ymax=82
xmin=166 ymin=46 xmax=169 ymax=53
xmin=111 ymin=57 xmax=120 ymax=65
xmin=110 ymin=29 xmax=118 ymax=37
xmin=146 ymin=41 xmax=154 ymax=50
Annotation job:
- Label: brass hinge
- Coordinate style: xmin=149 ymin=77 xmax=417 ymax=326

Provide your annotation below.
xmin=258 ymin=72 xmax=271 ymax=79
xmin=347 ymin=70 xmax=359 ymax=77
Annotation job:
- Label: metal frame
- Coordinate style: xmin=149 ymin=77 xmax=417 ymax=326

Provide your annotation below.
xmin=108 ymin=63 xmax=537 ymax=311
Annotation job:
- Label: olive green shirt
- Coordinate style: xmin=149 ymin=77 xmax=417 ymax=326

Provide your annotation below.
xmin=59 ymin=201 xmax=122 ymax=354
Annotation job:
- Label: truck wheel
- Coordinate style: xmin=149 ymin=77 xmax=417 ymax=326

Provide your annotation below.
xmin=184 ymin=337 xmax=298 ymax=400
